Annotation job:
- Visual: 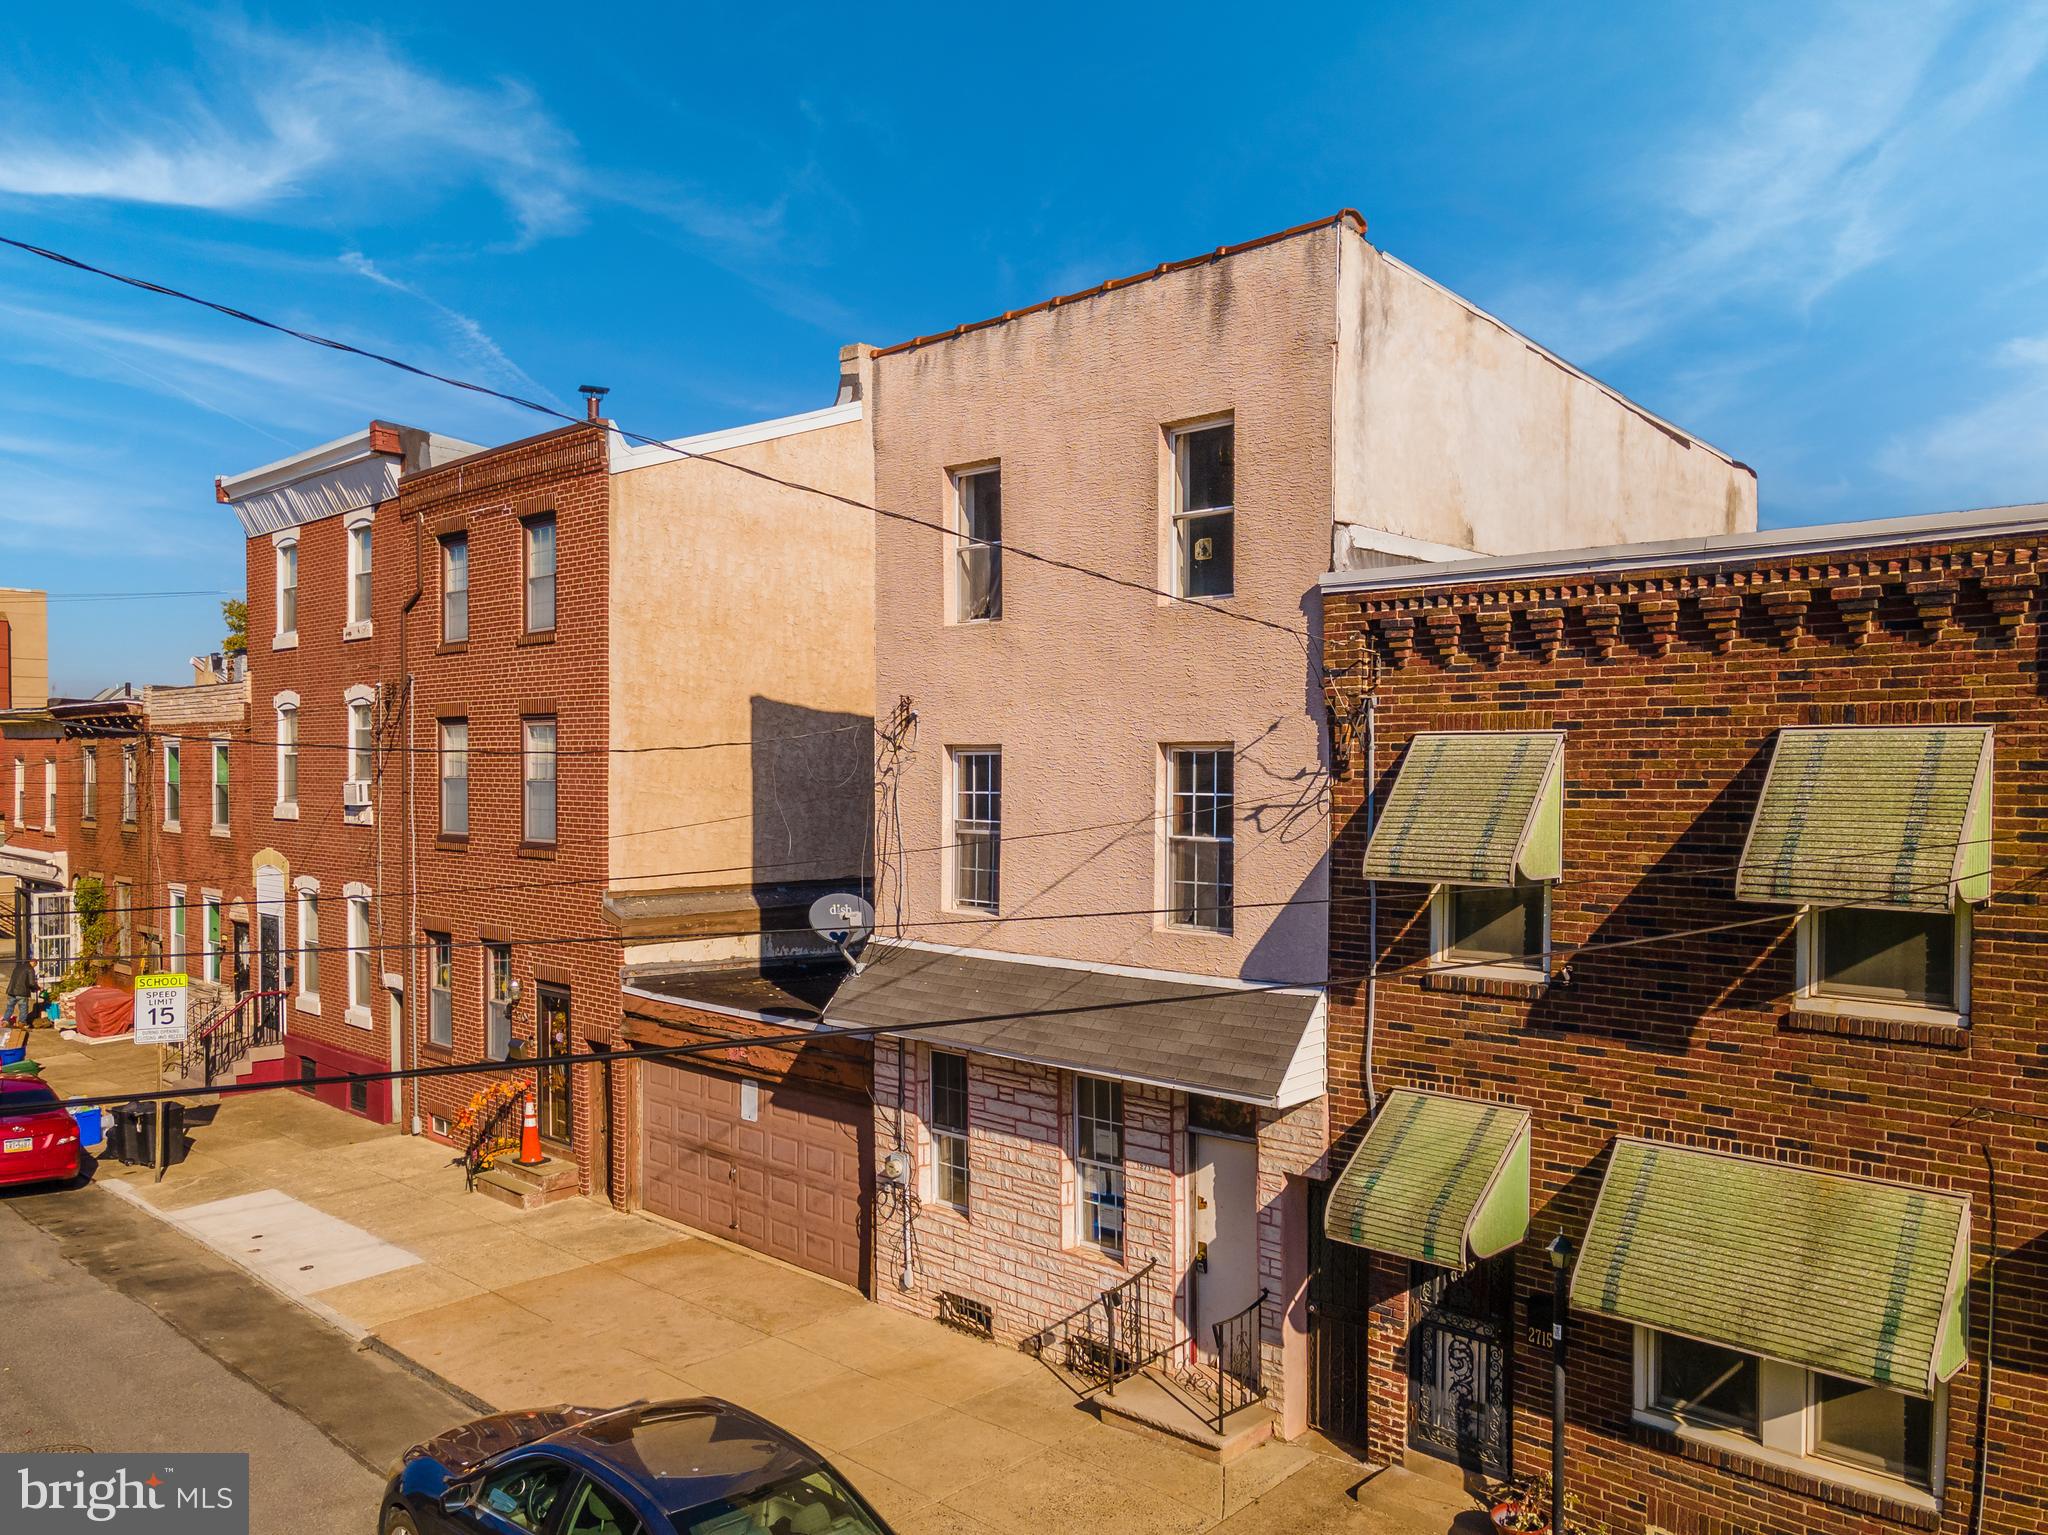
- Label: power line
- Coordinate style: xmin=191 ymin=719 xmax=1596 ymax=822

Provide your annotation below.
xmin=0 ymin=233 xmax=1308 ymax=647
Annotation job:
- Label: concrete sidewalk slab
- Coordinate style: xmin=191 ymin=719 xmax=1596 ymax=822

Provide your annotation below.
xmin=163 ymin=1187 xmax=422 ymax=1294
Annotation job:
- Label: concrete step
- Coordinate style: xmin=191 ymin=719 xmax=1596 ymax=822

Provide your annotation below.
xmin=1090 ymin=1370 xmax=1275 ymax=1463
xmin=472 ymin=1156 xmax=581 ymax=1211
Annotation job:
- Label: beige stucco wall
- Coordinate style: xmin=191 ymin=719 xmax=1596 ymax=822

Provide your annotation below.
xmin=1332 ymin=228 xmax=1757 ymax=553
xmin=607 ymin=414 xmax=876 ymax=908
xmin=0 ymin=589 xmax=48 ymax=711
xmin=869 ymin=227 xmax=1340 ymax=984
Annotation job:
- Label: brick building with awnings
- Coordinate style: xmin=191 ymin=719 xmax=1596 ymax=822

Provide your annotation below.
xmin=1315 ymin=503 xmax=2044 ymax=1535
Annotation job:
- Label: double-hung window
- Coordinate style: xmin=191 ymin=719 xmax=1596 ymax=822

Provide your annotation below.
xmin=950 ymin=749 xmax=1000 ymax=912
xmin=439 ymin=720 xmax=469 ymax=838
xmin=524 ymin=514 xmax=556 ymax=634
xmin=275 ymin=539 xmax=298 ymax=640
xmin=428 ymin=933 xmax=453 ymax=1049
xmin=297 ymin=889 xmax=320 ymax=1003
xmin=276 ymin=703 xmax=299 ymax=809
xmin=930 ymin=1051 xmax=970 ymax=1211
xmin=1167 ymin=747 xmax=1233 ymax=932
xmin=348 ymin=701 xmax=375 ymax=788
xmin=167 ymin=887 xmax=186 ymax=970
xmin=441 ymin=533 xmax=469 ymax=644
xmin=80 ymin=746 xmax=97 ymax=822
xmin=211 ymin=741 xmax=230 ymax=831
xmin=484 ymin=943 xmax=513 ymax=1061
xmin=347 ymin=520 xmax=373 ymax=628
xmin=1074 ymin=1075 xmax=1126 ymax=1258
xmin=1172 ymin=420 xmax=1234 ymax=598
xmin=10 ymin=758 xmax=21 ymax=826
xmin=43 ymin=758 xmax=55 ymax=829
xmin=523 ymin=718 xmax=557 ymax=844
xmin=163 ymin=742 xmax=181 ymax=828
xmin=121 ymin=746 xmax=138 ymax=824
xmin=346 ymin=892 xmax=373 ymax=1024
xmin=203 ymin=897 xmax=222 ymax=983
xmin=954 ymin=467 xmax=1001 ymax=622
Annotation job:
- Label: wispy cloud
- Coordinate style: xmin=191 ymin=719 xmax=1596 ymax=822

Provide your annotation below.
xmin=1510 ymin=1 xmax=2048 ymax=362
xmin=0 ymin=21 xmax=584 ymax=246
xmin=1879 ymin=329 xmax=2048 ymax=501
xmin=338 ymin=251 xmax=558 ymax=404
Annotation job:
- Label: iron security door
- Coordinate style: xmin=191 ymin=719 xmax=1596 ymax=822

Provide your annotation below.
xmin=1407 ymin=1256 xmax=1513 ymax=1478
xmin=257 ymin=913 xmax=282 ymax=1038
xmin=1306 ymin=1177 xmax=1375 ymax=1450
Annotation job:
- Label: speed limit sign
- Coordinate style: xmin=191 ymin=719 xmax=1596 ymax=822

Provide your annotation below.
xmin=135 ymin=972 xmax=190 ymax=1044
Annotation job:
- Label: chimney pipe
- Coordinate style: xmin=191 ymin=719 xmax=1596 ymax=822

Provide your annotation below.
xmin=579 ymin=384 xmax=609 ymax=421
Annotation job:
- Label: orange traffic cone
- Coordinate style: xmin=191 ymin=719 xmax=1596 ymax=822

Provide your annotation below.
xmin=517 ymin=1094 xmax=544 ymax=1166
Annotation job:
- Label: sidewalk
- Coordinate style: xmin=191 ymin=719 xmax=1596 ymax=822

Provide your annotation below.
xmin=33 ymin=1026 xmax=1489 ymax=1535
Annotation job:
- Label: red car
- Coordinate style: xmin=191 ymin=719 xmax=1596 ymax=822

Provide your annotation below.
xmin=0 ymin=1077 xmax=80 ymax=1188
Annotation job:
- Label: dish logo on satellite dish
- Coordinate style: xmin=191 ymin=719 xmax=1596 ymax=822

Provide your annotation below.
xmin=809 ymin=893 xmax=875 ymax=967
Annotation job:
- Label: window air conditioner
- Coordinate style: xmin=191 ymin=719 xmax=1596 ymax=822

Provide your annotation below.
xmin=342 ymin=779 xmax=371 ymax=809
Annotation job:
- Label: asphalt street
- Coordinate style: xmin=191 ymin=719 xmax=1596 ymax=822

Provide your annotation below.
xmin=0 ymin=1178 xmax=477 ymax=1535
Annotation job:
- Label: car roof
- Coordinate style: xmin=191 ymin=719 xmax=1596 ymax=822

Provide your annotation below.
xmin=543 ymin=1398 xmax=828 ymax=1519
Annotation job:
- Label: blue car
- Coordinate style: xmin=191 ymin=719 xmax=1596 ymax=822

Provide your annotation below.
xmin=380 ymin=1398 xmax=896 ymax=1535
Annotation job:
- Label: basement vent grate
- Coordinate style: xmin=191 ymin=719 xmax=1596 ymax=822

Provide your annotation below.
xmin=937 ymin=1290 xmax=994 ymax=1341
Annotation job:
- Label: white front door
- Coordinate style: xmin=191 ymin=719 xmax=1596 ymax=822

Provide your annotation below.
xmin=1188 ymin=1131 xmax=1259 ymax=1361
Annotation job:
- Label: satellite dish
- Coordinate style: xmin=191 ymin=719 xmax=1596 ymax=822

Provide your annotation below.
xmin=809 ymin=892 xmax=875 ymax=970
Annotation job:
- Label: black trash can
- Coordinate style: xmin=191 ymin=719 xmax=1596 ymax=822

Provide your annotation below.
xmin=159 ymin=1101 xmax=188 ymax=1167
xmin=108 ymin=1104 xmax=144 ymax=1165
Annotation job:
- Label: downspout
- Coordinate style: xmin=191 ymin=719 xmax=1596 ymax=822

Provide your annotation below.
xmin=399 ymin=505 xmax=425 ymax=1133
xmin=1970 ymin=1138 xmax=2001 ymax=1535
xmin=1363 ymin=692 xmax=1380 ymax=1116
xmin=896 ymin=1035 xmax=912 ymax=1292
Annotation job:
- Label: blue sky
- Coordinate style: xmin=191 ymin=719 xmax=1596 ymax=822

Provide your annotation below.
xmin=3 ymin=2 xmax=2046 ymax=694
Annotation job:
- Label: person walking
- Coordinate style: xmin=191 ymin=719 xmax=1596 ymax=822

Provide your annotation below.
xmin=5 ymin=954 xmax=38 ymax=1028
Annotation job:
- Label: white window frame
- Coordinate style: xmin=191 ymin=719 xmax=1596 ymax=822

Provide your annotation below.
xmin=441 ymin=531 xmax=469 ymax=645
xmin=201 ymin=891 xmax=223 ymax=983
xmin=31 ymin=889 xmax=76 ymax=976
xmin=1169 ymin=416 xmax=1235 ymax=600
xmin=273 ymin=532 xmax=299 ymax=647
xmin=523 ymin=513 xmax=557 ymax=634
xmin=343 ymin=883 xmax=373 ymax=1029
xmin=522 ymin=717 xmax=557 ymax=845
xmin=929 ymin=1049 xmax=970 ymax=1212
xmin=43 ymin=757 xmax=56 ymax=829
xmin=1072 ymin=1074 xmax=1126 ymax=1260
xmin=162 ymin=740 xmax=182 ymax=830
xmin=1430 ymin=882 xmax=1553 ymax=983
xmin=166 ymin=884 xmax=187 ymax=972
xmin=344 ymin=512 xmax=374 ymax=636
xmin=121 ymin=744 xmax=138 ymax=825
xmin=344 ymin=686 xmax=377 ymax=822
xmin=439 ymin=719 xmax=469 ymax=838
xmin=1633 ymin=1328 xmax=1945 ymax=1510
xmin=80 ymin=745 xmax=98 ymax=823
xmin=949 ymin=462 xmax=1002 ymax=624
xmin=1163 ymin=744 xmax=1234 ymax=934
xmin=11 ymin=758 xmax=22 ymax=826
xmin=947 ymin=748 xmax=1001 ymax=914
xmin=210 ymin=737 xmax=230 ymax=833
xmin=427 ymin=932 xmax=454 ymax=1049
xmin=484 ymin=942 xmax=513 ymax=1061
xmin=1795 ymin=902 xmax=1970 ymax=1027
xmin=295 ymin=880 xmax=321 ymax=1014
xmin=273 ymin=692 xmax=300 ymax=818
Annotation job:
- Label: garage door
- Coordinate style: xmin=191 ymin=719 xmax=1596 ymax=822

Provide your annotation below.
xmin=641 ymin=1062 xmax=868 ymax=1289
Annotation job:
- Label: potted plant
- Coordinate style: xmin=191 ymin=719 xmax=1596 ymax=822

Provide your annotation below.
xmin=1489 ymin=1475 xmax=1586 ymax=1535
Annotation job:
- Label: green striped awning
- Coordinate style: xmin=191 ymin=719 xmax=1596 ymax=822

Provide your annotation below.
xmin=1571 ymin=1139 xmax=1970 ymax=1394
xmin=1363 ymin=731 xmax=1564 ymax=885
xmin=1324 ymin=1089 xmax=1531 ymax=1266
xmin=1737 ymin=726 xmax=1992 ymax=913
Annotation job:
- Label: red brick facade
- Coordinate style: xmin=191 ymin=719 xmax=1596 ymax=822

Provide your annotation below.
xmin=1321 ymin=533 xmax=2047 ymax=1534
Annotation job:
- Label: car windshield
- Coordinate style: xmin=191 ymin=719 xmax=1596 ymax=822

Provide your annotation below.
xmin=675 ymin=1468 xmax=884 ymax=1535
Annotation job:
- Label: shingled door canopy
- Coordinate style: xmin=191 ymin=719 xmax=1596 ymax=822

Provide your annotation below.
xmin=1736 ymin=725 xmax=1993 ymax=914
xmin=1570 ymin=1138 xmax=1971 ymax=1394
xmin=1362 ymin=731 xmax=1565 ymax=885
xmin=1323 ymin=1088 xmax=1532 ymax=1266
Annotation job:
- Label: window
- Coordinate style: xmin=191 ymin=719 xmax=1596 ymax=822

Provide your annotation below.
xmin=211 ymin=741 xmax=229 ymax=831
xmin=1172 ymin=420 xmax=1234 ymax=598
xmin=163 ymin=742 xmax=181 ymax=827
xmin=348 ymin=1078 xmax=368 ymax=1113
xmin=523 ymin=718 xmax=557 ymax=844
xmin=1074 ymin=1075 xmax=1126 ymax=1258
xmin=524 ymin=514 xmax=556 ymax=633
xmin=11 ymin=758 xmax=21 ymax=825
xmin=441 ymin=532 xmax=468 ymax=644
xmin=114 ymin=879 xmax=132 ymax=961
xmin=561 ymin=1477 xmax=643 ymax=1535
xmin=671 ymin=1467 xmax=878 ymax=1535
xmin=1639 ymin=1330 xmax=1940 ymax=1497
xmin=167 ymin=887 xmax=186 ymax=971
xmin=430 ymin=1114 xmax=450 ymax=1137
xmin=955 ymin=466 xmax=1001 ymax=622
xmin=347 ymin=893 xmax=372 ymax=1023
xmin=485 ymin=942 xmax=513 ymax=1060
xmin=203 ymin=897 xmax=222 ymax=983
xmin=1436 ymin=883 xmax=1549 ymax=974
xmin=1808 ymin=905 xmax=1964 ymax=1014
xmin=1167 ymin=747 xmax=1233 ymax=932
xmin=950 ymin=750 xmax=1000 ymax=912
xmin=121 ymin=745 xmax=138 ymax=824
xmin=537 ymin=987 xmax=572 ymax=1143
xmin=347 ymin=519 xmax=373 ymax=626
xmin=43 ymin=758 xmax=55 ymax=828
xmin=931 ymin=1051 xmax=969 ymax=1211
xmin=276 ymin=703 xmax=299 ymax=809
xmin=428 ymin=933 xmax=453 ymax=1049
xmin=297 ymin=890 xmax=320 ymax=1003
xmin=299 ymin=1056 xmax=316 ymax=1086
xmin=436 ymin=720 xmax=469 ymax=838
xmin=81 ymin=746 xmax=97 ymax=821
xmin=276 ymin=539 xmax=298 ymax=638
xmin=474 ymin=1459 xmax=574 ymax=1533
xmin=31 ymin=890 xmax=74 ymax=975
xmin=349 ymin=700 xmax=375 ymax=786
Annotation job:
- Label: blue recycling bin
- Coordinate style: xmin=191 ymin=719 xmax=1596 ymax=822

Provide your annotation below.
xmin=69 ymin=1106 xmax=104 ymax=1149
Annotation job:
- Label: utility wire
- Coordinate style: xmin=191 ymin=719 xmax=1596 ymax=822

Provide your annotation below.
xmin=0 ymin=233 xmax=1307 ymax=646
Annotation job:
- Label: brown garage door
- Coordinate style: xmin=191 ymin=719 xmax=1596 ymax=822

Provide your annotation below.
xmin=641 ymin=1062 xmax=869 ymax=1290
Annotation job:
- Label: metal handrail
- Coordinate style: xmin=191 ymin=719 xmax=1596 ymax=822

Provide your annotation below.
xmin=170 ymin=988 xmax=287 ymax=1086
xmin=1022 ymin=1258 xmax=1166 ymax=1398
xmin=1208 ymin=1287 xmax=1270 ymax=1433
xmin=459 ymin=1086 xmax=529 ymax=1190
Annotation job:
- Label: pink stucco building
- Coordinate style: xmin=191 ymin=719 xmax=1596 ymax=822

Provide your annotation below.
xmin=827 ymin=211 xmax=1756 ymax=1448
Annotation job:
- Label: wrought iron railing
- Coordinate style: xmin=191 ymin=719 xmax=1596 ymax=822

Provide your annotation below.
xmin=169 ymin=989 xmax=287 ymax=1087
xmin=459 ymin=1087 xmax=528 ymax=1191
xmin=1207 ymin=1288 xmax=1270 ymax=1433
xmin=1022 ymin=1258 xmax=1168 ymax=1397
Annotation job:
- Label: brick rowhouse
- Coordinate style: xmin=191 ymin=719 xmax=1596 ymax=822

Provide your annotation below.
xmin=1318 ymin=508 xmax=2048 ymax=1535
